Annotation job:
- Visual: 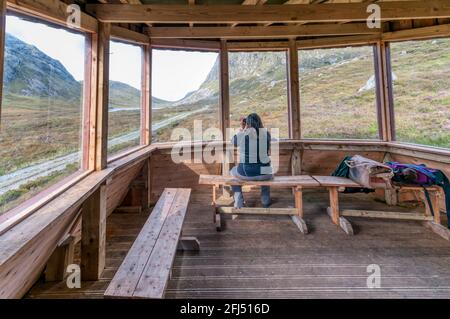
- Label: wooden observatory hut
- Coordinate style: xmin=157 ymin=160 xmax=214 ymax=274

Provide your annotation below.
xmin=1 ymin=0 xmax=450 ymax=299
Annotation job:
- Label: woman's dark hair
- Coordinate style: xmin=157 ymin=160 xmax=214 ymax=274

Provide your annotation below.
xmin=246 ymin=113 xmax=264 ymax=134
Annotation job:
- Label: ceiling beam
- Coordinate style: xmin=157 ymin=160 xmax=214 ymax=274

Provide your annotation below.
xmin=264 ymin=0 xmax=311 ymax=27
xmin=149 ymin=23 xmax=379 ymax=39
xmin=86 ymin=1 xmax=450 ymax=24
xmin=231 ymin=0 xmax=268 ymax=28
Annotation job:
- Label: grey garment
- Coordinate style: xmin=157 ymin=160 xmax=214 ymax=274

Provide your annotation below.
xmin=230 ymin=166 xmax=273 ymax=181
xmin=232 ymin=128 xmax=271 ymax=166
xmin=230 ymin=166 xmax=272 ymax=209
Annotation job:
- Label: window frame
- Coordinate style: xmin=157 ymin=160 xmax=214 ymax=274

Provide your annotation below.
xmin=150 ymin=44 xmax=222 ymax=144
xmin=297 ymin=42 xmax=383 ymax=142
xmin=387 ymin=37 xmax=450 ymax=151
xmin=0 ymin=8 xmax=94 ymax=225
xmin=227 ymin=48 xmax=291 ymax=140
xmin=106 ymin=38 xmax=146 ymax=160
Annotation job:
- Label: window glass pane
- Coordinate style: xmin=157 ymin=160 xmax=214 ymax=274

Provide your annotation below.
xmin=151 ymin=49 xmax=220 ymax=143
xmin=391 ymin=39 xmax=450 ymax=148
xmin=229 ymin=51 xmax=289 ymax=139
xmin=1 ymin=15 xmax=85 ymax=214
xmin=108 ymin=41 xmax=142 ymax=156
xmin=299 ymin=46 xmax=379 ymax=139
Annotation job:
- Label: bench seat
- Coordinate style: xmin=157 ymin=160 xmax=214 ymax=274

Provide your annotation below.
xmin=104 ymin=188 xmax=192 ymax=299
xmin=199 ymin=174 xmax=320 ymax=187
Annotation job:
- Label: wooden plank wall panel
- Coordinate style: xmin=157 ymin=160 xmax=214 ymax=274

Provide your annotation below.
xmin=150 ymin=151 xmax=221 ymax=201
xmin=149 ymin=147 xmax=384 ymax=202
xmin=106 ymin=161 xmax=144 ymax=216
xmin=0 ymin=205 xmax=81 ymax=298
xmin=301 ymin=150 xmax=385 ymax=175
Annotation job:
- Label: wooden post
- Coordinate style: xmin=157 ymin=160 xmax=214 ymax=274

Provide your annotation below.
xmin=383 ymin=152 xmax=398 ymax=205
xmin=95 ymin=22 xmax=111 ymax=171
xmin=141 ymin=42 xmax=152 ymax=145
xmin=375 ymin=41 xmax=395 ymax=142
xmin=83 ymin=35 xmax=96 ymax=170
xmin=81 ymin=184 xmax=107 ymax=280
xmin=287 ymin=39 xmax=301 ymax=139
xmin=220 ymin=39 xmax=232 ymax=197
xmin=45 ymin=239 xmax=75 ymax=282
xmin=219 ymin=39 xmax=230 ymax=140
xmin=0 ymin=0 xmax=6 ymax=125
xmin=291 ymin=147 xmax=302 ymax=176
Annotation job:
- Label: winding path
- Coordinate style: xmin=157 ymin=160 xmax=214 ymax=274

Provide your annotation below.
xmin=0 ymin=106 xmax=209 ymax=196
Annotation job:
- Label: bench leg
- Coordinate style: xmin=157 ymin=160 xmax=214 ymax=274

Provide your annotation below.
xmin=327 ymin=187 xmax=353 ymax=235
xmin=328 ymin=187 xmax=340 ymax=225
xmin=292 ymin=186 xmax=308 ymax=234
xmin=177 ymin=236 xmax=200 ymax=251
xmin=293 ymin=186 xmax=303 ymax=217
xmin=215 ymin=208 xmax=222 ymax=232
xmin=424 ymin=190 xmax=441 ymax=225
xmin=211 ymin=185 xmax=223 ymax=231
xmin=424 ymin=221 xmax=450 ymax=241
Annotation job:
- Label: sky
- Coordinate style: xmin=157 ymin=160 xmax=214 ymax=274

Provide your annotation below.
xmin=152 ymin=50 xmax=218 ymax=101
xmin=5 ymin=15 xmax=218 ymax=100
xmin=6 ymin=15 xmax=85 ymax=81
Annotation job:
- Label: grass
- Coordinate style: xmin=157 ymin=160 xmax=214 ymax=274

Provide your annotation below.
xmin=0 ymin=162 xmax=79 ymax=214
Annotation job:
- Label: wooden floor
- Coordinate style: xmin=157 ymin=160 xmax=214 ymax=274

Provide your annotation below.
xmin=27 ymin=188 xmax=450 ymax=299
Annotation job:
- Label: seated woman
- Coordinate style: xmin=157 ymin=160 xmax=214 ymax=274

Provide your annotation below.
xmin=230 ymin=113 xmax=273 ymax=208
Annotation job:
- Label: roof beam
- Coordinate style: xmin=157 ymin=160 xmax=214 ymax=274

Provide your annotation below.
xmin=86 ymin=1 xmax=450 ymax=24
xmin=149 ymin=23 xmax=379 ymax=39
xmin=231 ymin=0 xmax=267 ymax=27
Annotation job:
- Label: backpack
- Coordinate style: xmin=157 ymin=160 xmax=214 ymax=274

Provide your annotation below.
xmin=386 ymin=162 xmax=450 ymax=228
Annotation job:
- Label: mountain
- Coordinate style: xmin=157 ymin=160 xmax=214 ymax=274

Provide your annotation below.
xmin=3 ymin=33 xmax=167 ymax=108
xmin=4 ymin=33 xmax=80 ymax=100
xmin=3 ymin=33 xmax=370 ymax=111
xmin=173 ymin=48 xmax=374 ymax=108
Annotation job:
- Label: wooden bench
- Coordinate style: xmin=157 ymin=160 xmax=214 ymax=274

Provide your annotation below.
xmin=199 ymin=175 xmax=321 ymax=234
xmin=200 ymin=174 xmax=449 ymax=240
xmin=104 ymin=188 xmax=199 ymax=299
xmin=312 ymin=176 xmax=449 ymax=240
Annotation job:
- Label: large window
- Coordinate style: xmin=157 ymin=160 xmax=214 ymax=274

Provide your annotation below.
xmin=299 ymin=46 xmax=379 ymax=139
xmin=0 ymin=15 xmax=85 ymax=214
xmin=151 ymin=49 xmax=220 ymax=143
xmin=390 ymin=39 xmax=450 ymax=148
xmin=229 ymin=51 xmax=289 ymax=139
xmin=108 ymin=41 xmax=143 ymax=156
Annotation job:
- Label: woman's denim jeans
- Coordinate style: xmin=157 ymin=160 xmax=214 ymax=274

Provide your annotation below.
xmin=230 ymin=166 xmax=272 ymax=208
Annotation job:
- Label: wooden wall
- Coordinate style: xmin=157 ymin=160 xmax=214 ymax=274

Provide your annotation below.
xmin=0 ymin=204 xmax=81 ymax=298
xmin=150 ymin=149 xmax=221 ymax=201
xmin=148 ymin=144 xmax=386 ymax=197
xmin=106 ymin=161 xmax=144 ymax=216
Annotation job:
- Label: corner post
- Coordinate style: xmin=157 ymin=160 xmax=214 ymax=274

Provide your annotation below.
xmin=0 ymin=0 xmax=6 ymax=125
xmin=287 ymin=39 xmax=301 ymax=140
xmin=94 ymin=22 xmax=111 ymax=170
xmin=219 ymin=39 xmax=232 ymax=197
xmin=375 ymin=41 xmax=394 ymax=142
xmin=219 ymin=39 xmax=230 ymax=141
xmin=141 ymin=40 xmax=152 ymax=145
